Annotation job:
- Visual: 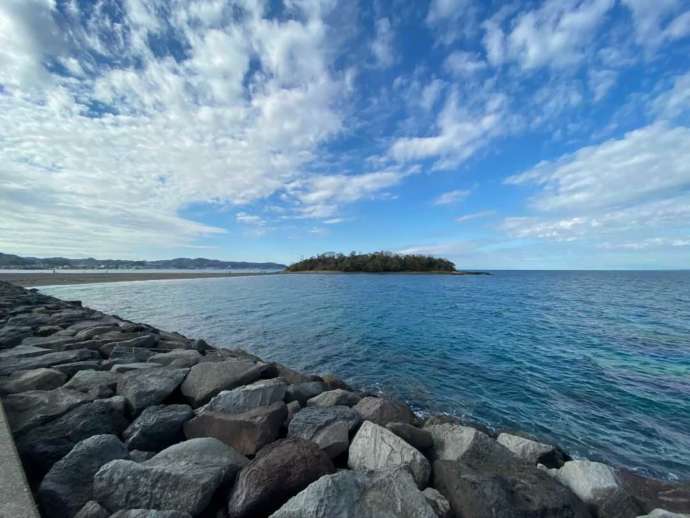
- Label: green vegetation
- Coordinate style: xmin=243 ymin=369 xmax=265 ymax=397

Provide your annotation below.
xmin=286 ymin=252 xmax=456 ymax=273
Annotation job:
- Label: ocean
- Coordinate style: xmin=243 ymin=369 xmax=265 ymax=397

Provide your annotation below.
xmin=40 ymin=270 xmax=690 ymax=480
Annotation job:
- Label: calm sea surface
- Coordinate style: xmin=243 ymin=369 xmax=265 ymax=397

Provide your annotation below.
xmin=41 ymin=271 xmax=690 ymax=480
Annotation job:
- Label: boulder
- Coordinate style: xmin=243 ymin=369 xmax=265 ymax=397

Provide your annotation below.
xmin=16 ymin=396 xmax=129 ymax=480
xmin=270 ymin=466 xmax=437 ymax=518
xmin=180 ymin=359 xmax=269 ymax=407
xmin=123 ymin=404 xmax=194 ymax=451
xmin=286 ymin=401 xmax=301 ymax=424
xmin=0 ymin=348 xmax=100 ymax=376
xmin=306 ymin=389 xmax=361 ymax=408
xmin=94 ymin=438 xmax=247 ymax=516
xmin=0 ymin=368 xmax=67 ymax=395
xmin=618 ymin=469 xmax=690 ymax=515
xmin=288 ymin=405 xmax=361 ymax=459
xmin=148 ymin=350 xmax=201 ymax=368
xmin=111 ymin=362 xmax=158 ymax=373
xmin=3 ymin=388 xmax=95 ymax=435
xmin=548 ymin=460 xmax=621 ymax=505
xmin=638 ymin=510 xmax=690 ymax=518
xmin=36 ymin=325 xmax=63 ymax=336
xmin=497 ymin=432 xmax=569 ymax=468
xmin=387 ymin=422 xmax=433 ymax=451
xmin=433 ymin=459 xmax=591 ymax=518
xmin=0 ymin=325 xmax=32 ymax=347
xmin=101 ymin=334 xmax=158 ymax=356
xmin=0 ymin=344 xmax=52 ymax=359
xmin=38 ymin=434 xmax=128 ymax=518
xmin=64 ymin=370 xmax=120 ymax=398
xmin=274 ymin=363 xmax=314 ymax=384
xmin=129 ymin=450 xmax=156 ymax=462
xmin=320 ymin=373 xmax=353 ymax=391
xmin=74 ymin=500 xmax=109 ymax=518
xmin=426 ymin=423 xmax=507 ymax=463
xmin=110 ymin=511 xmax=191 ymax=518
xmin=285 ymin=381 xmax=327 ymax=405
xmin=53 ymin=360 xmax=104 ymax=377
xmin=117 ymin=367 xmax=188 ymax=415
xmin=423 ymin=487 xmax=452 ymax=518
xmin=204 ymin=378 xmax=287 ymax=414
xmin=184 ymin=401 xmax=287 ymax=456
xmin=227 ymin=437 xmax=335 ymax=518
xmin=348 ymin=421 xmax=431 ymax=488
xmin=110 ymin=344 xmax=155 ymax=363
xmin=353 ymin=396 xmax=416 ymax=426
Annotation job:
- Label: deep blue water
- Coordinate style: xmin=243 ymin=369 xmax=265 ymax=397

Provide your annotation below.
xmin=41 ymin=271 xmax=690 ymax=480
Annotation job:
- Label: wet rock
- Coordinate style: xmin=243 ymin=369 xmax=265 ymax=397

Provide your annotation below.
xmin=353 ymin=396 xmax=416 ymax=426
xmin=184 ymin=401 xmax=287 ymax=456
xmin=117 ymin=367 xmax=188 ymax=415
xmin=288 ymin=405 xmax=361 ymax=459
xmin=270 ymin=466 xmax=436 ymax=518
xmin=16 ymin=396 xmax=129 ymax=479
xmin=348 ymin=421 xmax=431 ymax=488
xmin=148 ymin=350 xmax=201 ymax=368
xmin=53 ymin=360 xmax=104 ymax=377
xmin=433 ymin=458 xmax=591 ymax=518
xmin=285 ymin=381 xmax=327 ymax=406
xmin=306 ymin=388 xmax=361 ymax=408
xmin=64 ymin=370 xmax=120 ymax=398
xmin=227 ymin=437 xmax=335 ymax=518
xmin=93 ymin=438 xmax=247 ymax=516
xmin=38 ymin=434 xmax=128 ymax=518
xmin=4 ymin=388 xmax=95 ymax=435
xmin=320 ymin=373 xmax=353 ymax=391
xmin=0 ymin=368 xmax=67 ymax=395
xmin=423 ymin=415 xmax=462 ymax=427
xmin=204 ymin=378 xmax=287 ymax=414
xmin=497 ymin=432 xmax=569 ymax=468
xmin=423 ymin=487 xmax=452 ymax=518
xmin=124 ymin=404 xmax=194 ymax=451
xmin=74 ymin=500 xmax=109 ymax=518
xmin=180 ymin=359 xmax=269 ymax=407
xmin=387 ymin=422 xmax=433 ymax=451
xmin=0 ymin=348 xmax=101 ymax=376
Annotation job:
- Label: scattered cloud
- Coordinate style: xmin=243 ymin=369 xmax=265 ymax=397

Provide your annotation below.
xmin=434 ymin=189 xmax=471 ymax=206
xmin=456 ymin=210 xmax=495 ymax=223
xmin=371 ymin=17 xmax=395 ymax=68
xmin=621 ymin=0 xmax=690 ymax=49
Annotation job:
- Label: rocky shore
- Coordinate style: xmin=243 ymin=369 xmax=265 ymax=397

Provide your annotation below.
xmin=0 ymin=280 xmax=688 ymax=518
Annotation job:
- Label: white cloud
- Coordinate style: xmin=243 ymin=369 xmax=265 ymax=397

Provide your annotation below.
xmin=425 ymin=0 xmax=476 ymax=45
xmin=371 ymin=17 xmax=395 ymax=68
xmin=444 ymin=51 xmax=486 ymax=76
xmin=652 ymin=71 xmax=690 ymax=120
xmin=588 ymin=69 xmax=618 ymax=101
xmin=434 ymin=189 xmax=470 ymax=205
xmin=622 ymin=0 xmax=690 ymax=49
xmin=506 ymin=124 xmax=690 ymax=212
xmin=236 ymin=212 xmax=265 ymax=226
xmin=456 ymin=210 xmax=495 ymax=223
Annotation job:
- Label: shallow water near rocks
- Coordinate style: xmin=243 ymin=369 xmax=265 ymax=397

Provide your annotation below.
xmin=41 ymin=271 xmax=690 ymax=480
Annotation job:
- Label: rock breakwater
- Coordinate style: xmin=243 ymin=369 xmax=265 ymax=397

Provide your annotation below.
xmin=1 ymin=281 xmax=688 ymax=518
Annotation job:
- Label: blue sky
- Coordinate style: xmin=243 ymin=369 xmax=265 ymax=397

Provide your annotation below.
xmin=1 ymin=0 xmax=689 ymax=268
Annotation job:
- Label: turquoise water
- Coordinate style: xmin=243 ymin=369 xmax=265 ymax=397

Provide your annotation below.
xmin=41 ymin=271 xmax=690 ymax=480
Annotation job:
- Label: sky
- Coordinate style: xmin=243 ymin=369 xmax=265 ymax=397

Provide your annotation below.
xmin=1 ymin=0 xmax=689 ymax=269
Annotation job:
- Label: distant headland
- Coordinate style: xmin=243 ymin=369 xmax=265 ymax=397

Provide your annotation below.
xmin=286 ymin=252 xmax=488 ymax=275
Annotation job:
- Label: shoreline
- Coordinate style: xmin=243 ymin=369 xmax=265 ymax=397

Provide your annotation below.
xmin=0 ymin=281 xmax=688 ymax=517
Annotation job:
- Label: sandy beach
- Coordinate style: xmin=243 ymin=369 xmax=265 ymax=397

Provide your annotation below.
xmin=0 ymin=271 xmax=279 ymax=287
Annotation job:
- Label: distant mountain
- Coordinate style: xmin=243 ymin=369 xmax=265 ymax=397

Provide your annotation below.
xmin=0 ymin=253 xmax=285 ymax=270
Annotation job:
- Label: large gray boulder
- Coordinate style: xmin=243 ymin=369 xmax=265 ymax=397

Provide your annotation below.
xmin=111 ymin=362 xmax=158 ymax=374
xmin=184 ymin=401 xmax=287 ymax=456
xmin=64 ymin=369 xmax=120 ymax=398
xmin=123 ymin=404 xmax=194 ymax=451
xmin=180 ymin=359 xmax=269 ymax=407
xmin=348 ymin=421 xmax=431 ymax=488
xmin=38 ymin=434 xmax=128 ymax=518
xmin=109 ymin=511 xmax=191 ymax=518
xmin=497 ymin=432 xmax=569 ymax=468
xmin=0 ymin=325 xmax=32 ymax=347
xmin=285 ymin=382 xmax=327 ymax=405
xmin=16 ymin=396 xmax=130 ymax=480
xmin=433 ymin=459 xmax=592 ymax=518
xmin=94 ymin=438 xmax=248 ymax=516
xmin=287 ymin=405 xmax=361 ymax=458
xmin=3 ymin=388 xmax=95 ymax=435
xmin=117 ymin=367 xmax=188 ymax=414
xmin=227 ymin=438 xmax=335 ymax=518
xmin=270 ymin=466 xmax=437 ymax=518
xmin=53 ymin=360 xmax=104 ymax=377
xmin=148 ymin=350 xmax=201 ymax=368
xmin=422 ymin=487 xmax=452 ymax=518
xmin=426 ymin=423 xmax=507 ymax=463
xmin=0 ymin=348 xmax=100 ymax=376
xmin=73 ymin=500 xmax=109 ymax=518
xmin=387 ymin=422 xmax=433 ymax=451
xmin=0 ymin=344 xmax=52 ymax=359
xmin=204 ymin=378 xmax=287 ymax=414
xmin=0 ymin=367 xmax=67 ymax=395
xmin=353 ymin=396 xmax=416 ymax=426
xmin=306 ymin=389 xmax=361 ymax=408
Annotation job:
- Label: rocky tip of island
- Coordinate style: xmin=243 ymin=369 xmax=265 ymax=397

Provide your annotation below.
xmin=0 ymin=280 xmax=687 ymax=518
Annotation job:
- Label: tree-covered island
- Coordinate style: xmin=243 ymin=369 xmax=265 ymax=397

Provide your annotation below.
xmin=286 ymin=251 xmax=458 ymax=273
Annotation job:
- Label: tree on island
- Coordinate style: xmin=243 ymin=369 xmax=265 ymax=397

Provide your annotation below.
xmin=286 ymin=251 xmax=456 ymax=273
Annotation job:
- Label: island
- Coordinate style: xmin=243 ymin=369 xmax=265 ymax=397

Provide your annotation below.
xmin=287 ymin=252 xmax=466 ymax=273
